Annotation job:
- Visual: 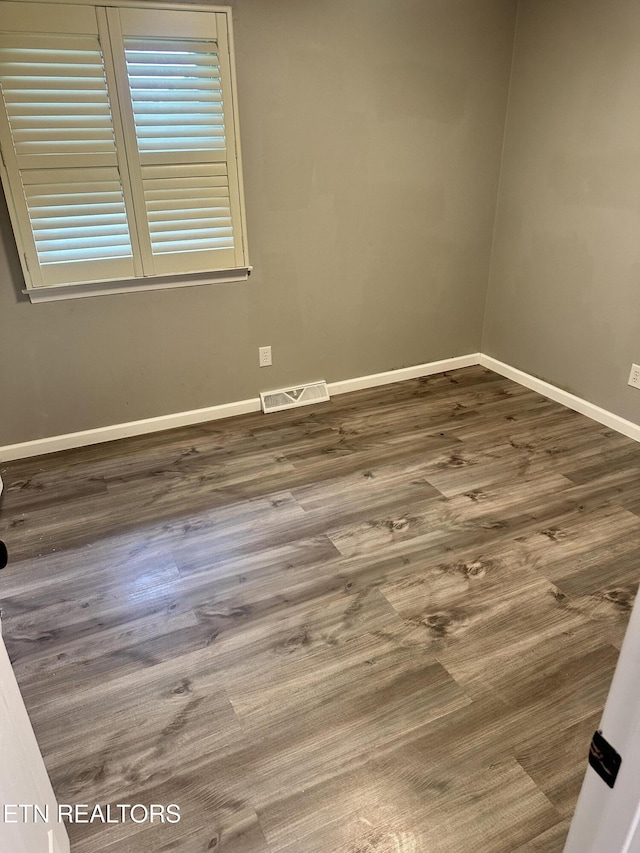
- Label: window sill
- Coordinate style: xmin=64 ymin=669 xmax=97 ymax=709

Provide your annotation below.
xmin=23 ymin=267 xmax=252 ymax=303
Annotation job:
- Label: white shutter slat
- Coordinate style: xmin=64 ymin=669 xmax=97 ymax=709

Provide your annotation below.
xmin=0 ymin=46 xmax=104 ymax=62
xmin=37 ymin=233 xmax=132 ymax=250
xmin=136 ymin=145 xmax=226 ymax=161
xmin=3 ymin=91 xmax=115 ymax=106
xmin=135 ymin=124 xmax=225 ymax=138
xmin=35 ymin=222 xmax=132 ymax=240
xmin=10 ymin=115 xmax=113 ymax=129
xmin=124 ymin=49 xmax=220 ymax=66
xmin=30 ymin=213 xmax=130 ymax=228
xmin=148 ymin=217 xmax=232 ymax=233
xmin=1 ymin=129 xmax=116 ymax=155
xmin=25 ymin=181 xmax=124 ymax=195
xmin=8 ymin=103 xmax=112 ymax=117
xmin=1 ymin=65 xmax=106 ymax=78
xmin=126 ymin=55 xmax=222 ymax=75
xmin=37 ymin=245 xmax=133 ymax=264
xmin=13 ymin=129 xmax=115 ymax=142
xmin=148 ymin=235 xmax=233 ymax=252
xmin=21 ymin=166 xmax=125 ymax=185
xmin=132 ymin=105 xmax=223 ymax=118
xmin=144 ymin=186 xmax=229 ymax=203
xmin=133 ymin=112 xmax=223 ymax=125
xmin=130 ymin=90 xmax=222 ymax=105
xmin=0 ymin=33 xmax=100 ymax=53
xmin=125 ymin=58 xmax=217 ymax=71
xmin=148 ymin=209 xmax=231 ymax=224
xmin=135 ymin=139 xmax=225 ymax=155
xmin=16 ymin=154 xmax=118 ymax=171
xmin=141 ymin=162 xmax=228 ymax=179
xmin=144 ymin=175 xmax=229 ymax=191
xmin=31 ymin=205 xmax=128 ymax=217
xmin=15 ymin=142 xmax=115 ymax=159
xmin=4 ymin=78 xmax=112 ymax=92
xmin=129 ymin=77 xmax=221 ymax=93
xmin=131 ymin=89 xmax=222 ymax=103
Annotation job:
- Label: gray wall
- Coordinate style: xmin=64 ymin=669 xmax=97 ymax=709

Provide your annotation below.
xmin=483 ymin=0 xmax=640 ymax=424
xmin=0 ymin=0 xmax=517 ymax=446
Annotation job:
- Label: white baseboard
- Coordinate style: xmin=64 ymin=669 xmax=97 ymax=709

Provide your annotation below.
xmin=328 ymin=353 xmax=481 ymax=395
xmin=0 ymin=354 xmax=480 ymax=462
xmin=2 ymin=351 xmax=639 ymax=462
xmin=480 ymin=354 xmax=640 ymax=443
xmin=0 ymin=398 xmax=261 ymax=462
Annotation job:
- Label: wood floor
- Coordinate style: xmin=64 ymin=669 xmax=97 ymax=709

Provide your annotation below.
xmin=1 ymin=366 xmax=639 ymax=852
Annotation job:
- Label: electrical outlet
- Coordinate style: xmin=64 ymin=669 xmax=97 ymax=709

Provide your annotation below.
xmin=259 ymin=346 xmax=272 ymax=367
xmin=629 ymin=364 xmax=640 ymax=390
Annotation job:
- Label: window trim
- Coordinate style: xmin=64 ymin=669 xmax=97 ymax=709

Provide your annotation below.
xmin=0 ymin=0 xmax=250 ymax=302
xmin=23 ymin=265 xmax=252 ymax=302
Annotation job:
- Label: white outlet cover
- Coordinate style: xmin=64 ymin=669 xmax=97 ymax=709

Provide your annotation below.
xmin=628 ymin=363 xmax=640 ymax=389
xmin=259 ymin=346 xmax=272 ymax=367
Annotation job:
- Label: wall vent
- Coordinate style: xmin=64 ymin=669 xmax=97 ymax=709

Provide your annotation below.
xmin=260 ymin=381 xmax=330 ymax=414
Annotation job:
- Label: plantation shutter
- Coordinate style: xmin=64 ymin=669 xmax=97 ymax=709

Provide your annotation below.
xmin=107 ymin=7 xmax=245 ymax=277
xmin=0 ymin=2 xmax=248 ymax=299
xmin=0 ymin=1 xmax=138 ymax=287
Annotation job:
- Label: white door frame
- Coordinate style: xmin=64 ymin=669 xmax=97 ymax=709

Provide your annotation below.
xmin=564 ymin=589 xmax=640 ymax=852
xmin=0 ymin=620 xmax=71 ymax=852
xmin=0 ymin=470 xmax=70 ymax=853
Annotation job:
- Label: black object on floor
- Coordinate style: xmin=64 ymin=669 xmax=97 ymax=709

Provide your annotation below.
xmin=0 ymin=541 xmax=7 ymax=570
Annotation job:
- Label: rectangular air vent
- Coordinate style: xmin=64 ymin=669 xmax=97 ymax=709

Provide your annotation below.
xmin=260 ymin=381 xmax=330 ymax=414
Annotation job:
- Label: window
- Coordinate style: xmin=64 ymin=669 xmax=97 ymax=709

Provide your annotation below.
xmin=0 ymin=0 xmax=249 ymax=301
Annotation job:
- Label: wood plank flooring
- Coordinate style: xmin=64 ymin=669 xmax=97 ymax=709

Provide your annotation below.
xmin=0 ymin=366 xmax=639 ymax=852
